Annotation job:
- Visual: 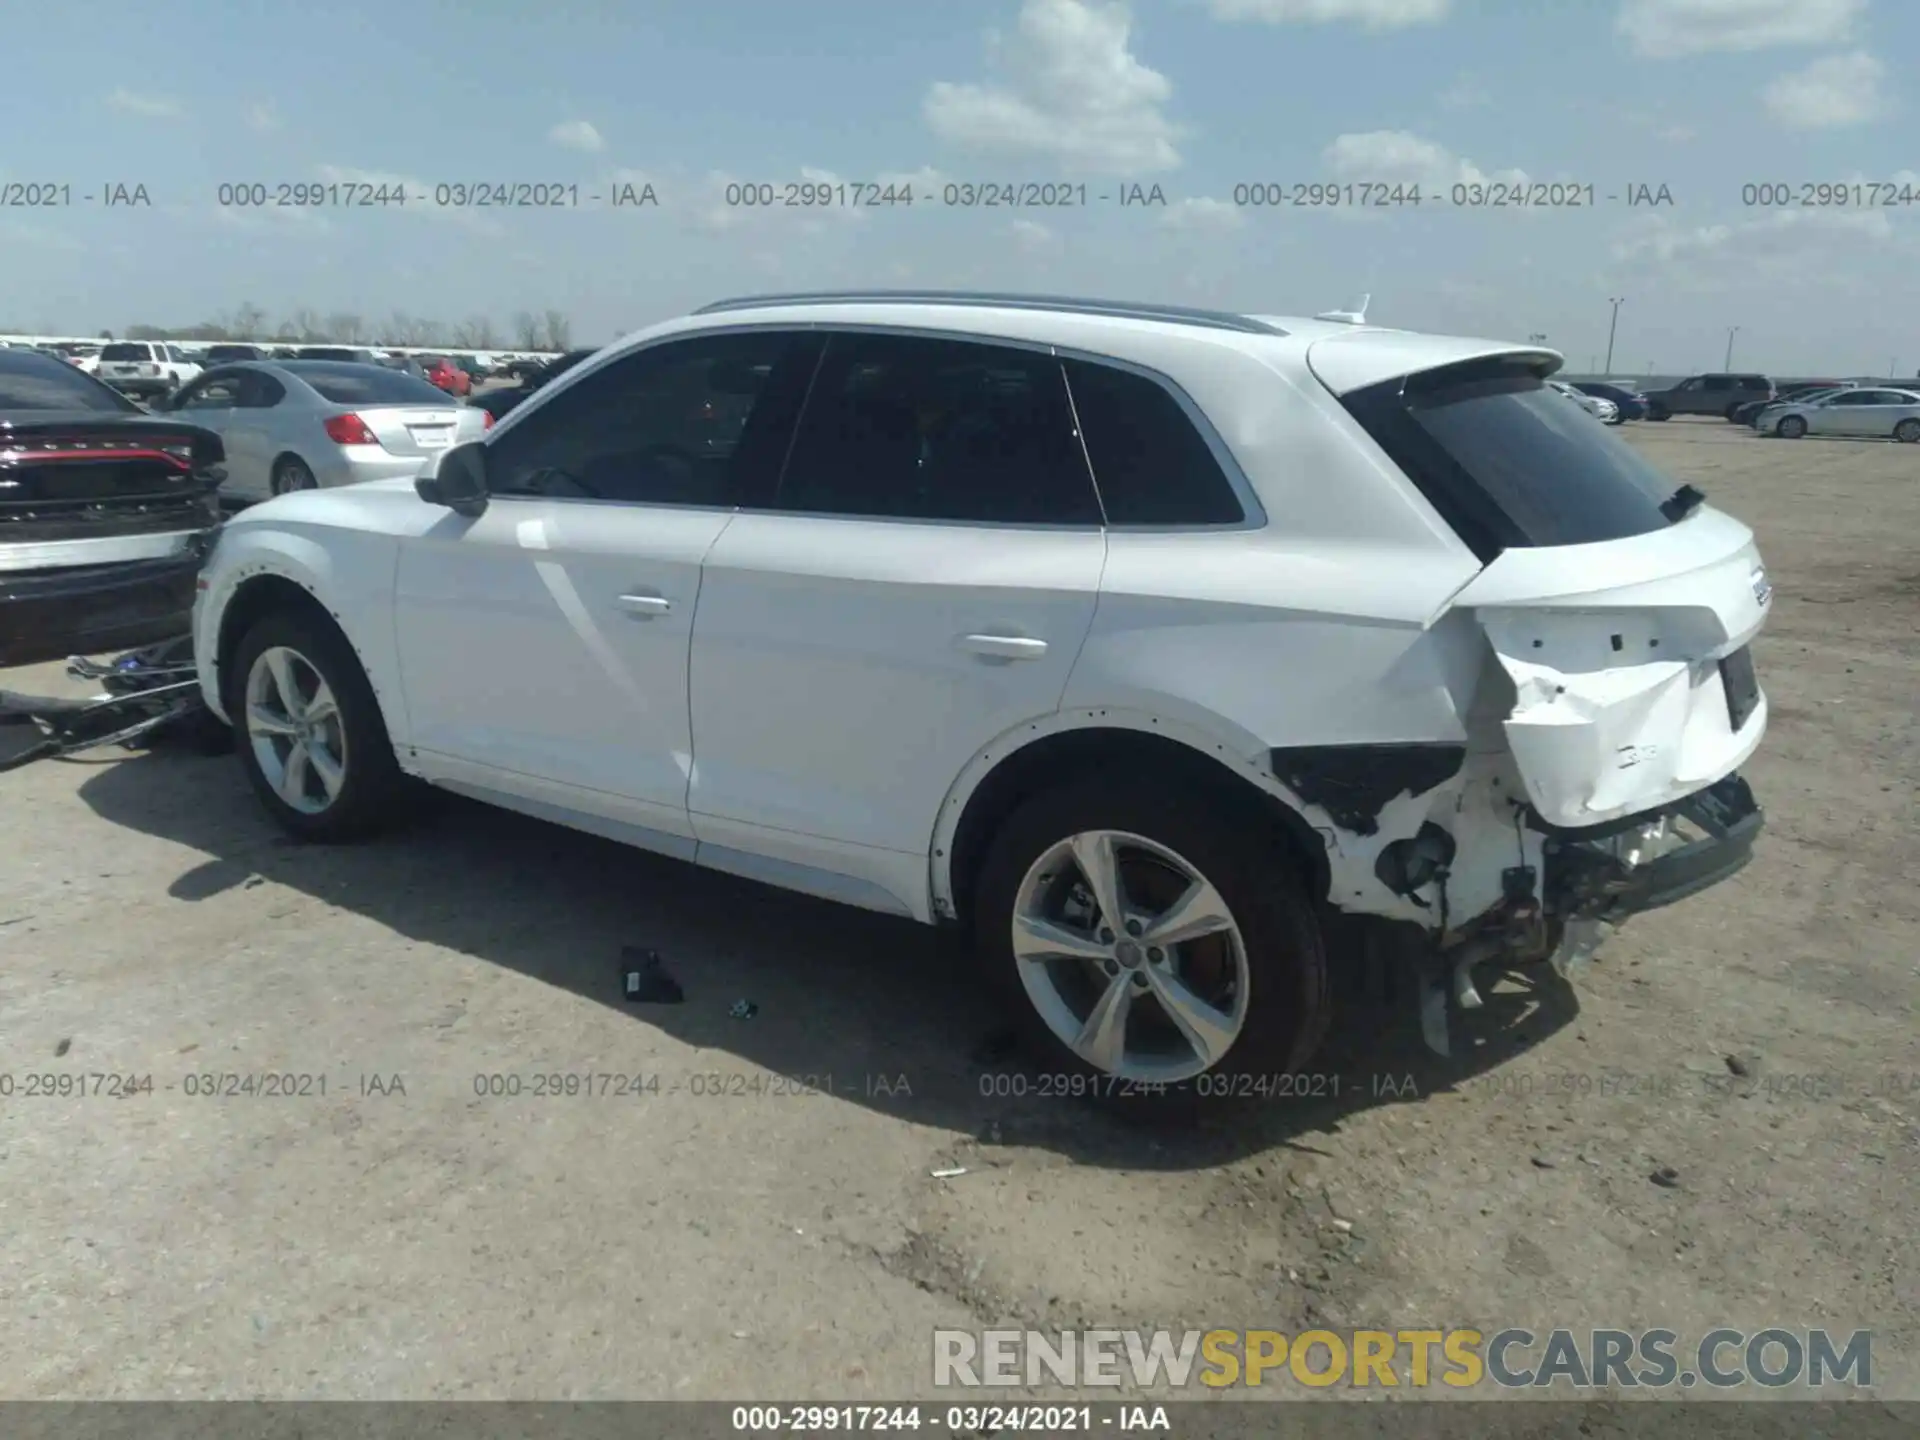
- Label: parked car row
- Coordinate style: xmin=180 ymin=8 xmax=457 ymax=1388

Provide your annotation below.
xmin=41 ymin=342 xmax=561 ymax=405
xmin=1747 ymin=385 xmax=1920 ymax=441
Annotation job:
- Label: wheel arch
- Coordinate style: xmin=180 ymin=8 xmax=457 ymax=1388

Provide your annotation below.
xmin=932 ymin=711 xmax=1336 ymax=933
xmin=198 ymin=528 xmax=409 ymax=749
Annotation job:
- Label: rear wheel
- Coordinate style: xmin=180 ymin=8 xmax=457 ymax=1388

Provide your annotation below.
xmin=270 ymin=456 xmax=316 ymax=495
xmin=1724 ymin=403 xmax=1744 ymax=421
xmin=229 ymin=610 xmax=406 ymax=841
xmin=1777 ymin=414 xmax=1807 ymax=439
xmin=1647 ymin=403 xmax=1669 ymax=421
xmin=1894 ymin=418 xmax=1920 ymax=443
xmin=972 ymin=778 xmax=1329 ymax=1114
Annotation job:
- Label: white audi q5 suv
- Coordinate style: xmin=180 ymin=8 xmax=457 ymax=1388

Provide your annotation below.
xmin=192 ymin=291 xmax=1770 ymax=1105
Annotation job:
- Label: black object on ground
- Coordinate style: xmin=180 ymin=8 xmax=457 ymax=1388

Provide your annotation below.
xmin=622 ymin=948 xmax=684 ymax=1004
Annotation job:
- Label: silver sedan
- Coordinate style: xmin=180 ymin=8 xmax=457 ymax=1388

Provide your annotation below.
xmin=153 ymin=360 xmax=491 ymax=501
xmin=1762 ymin=387 xmax=1920 ymax=442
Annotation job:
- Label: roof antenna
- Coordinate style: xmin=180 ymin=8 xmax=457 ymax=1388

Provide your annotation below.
xmin=1315 ymin=293 xmax=1371 ymax=325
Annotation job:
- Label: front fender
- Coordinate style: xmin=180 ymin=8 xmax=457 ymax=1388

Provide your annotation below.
xmin=193 ymin=518 xmax=406 ymax=741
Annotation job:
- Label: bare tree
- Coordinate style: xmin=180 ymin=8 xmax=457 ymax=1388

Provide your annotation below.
xmin=452 ymin=318 xmax=484 ymax=348
xmin=416 ymin=319 xmax=446 ymax=347
xmin=274 ymin=319 xmax=300 ymax=341
xmin=232 ymin=302 xmax=267 ymax=341
xmin=541 ymin=310 xmax=572 ymax=350
xmin=513 ymin=311 xmax=543 ymax=349
xmin=288 ymin=308 xmax=323 ymax=341
xmin=98 ymin=330 xmax=114 ymax=340
xmin=126 ymin=324 xmax=167 ymax=339
xmin=326 ymin=313 xmax=365 ymax=344
xmin=471 ymin=316 xmax=499 ymax=349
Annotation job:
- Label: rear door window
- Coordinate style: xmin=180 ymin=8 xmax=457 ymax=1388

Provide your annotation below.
xmin=1341 ymin=359 xmax=1684 ymax=560
xmin=774 ymin=334 xmax=1101 ymax=525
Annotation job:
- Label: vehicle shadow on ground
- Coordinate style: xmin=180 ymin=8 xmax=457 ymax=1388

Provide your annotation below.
xmin=79 ymin=745 xmax=1580 ymax=1170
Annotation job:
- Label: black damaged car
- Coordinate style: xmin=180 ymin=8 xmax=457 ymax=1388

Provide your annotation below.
xmin=0 ymin=348 xmax=227 ymax=668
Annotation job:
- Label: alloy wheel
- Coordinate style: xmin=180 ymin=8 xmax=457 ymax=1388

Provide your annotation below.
xmin=244 ymin=645 xmax=348 ymax=814
xmin=1011 ymin=829 xmax=1250 ymax=1084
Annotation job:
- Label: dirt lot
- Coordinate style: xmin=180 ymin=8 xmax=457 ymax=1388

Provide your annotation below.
xmin=1 ymin=421 xmax=1914 ymax=1403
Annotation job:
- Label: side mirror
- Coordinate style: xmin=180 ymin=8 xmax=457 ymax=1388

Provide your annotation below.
xmin=416 ymin=440 xmax=489 ymax=517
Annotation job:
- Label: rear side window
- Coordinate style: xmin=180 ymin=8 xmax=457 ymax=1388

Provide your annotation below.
xmin=1063 ymin=359 xmax=1244 ymax=525
xmin=291 ymin=364 xmax=450 ymax=405
xmin=1739 ymin=376 xmax=1770 ymax=390
xmin=1342 ymin=360 xmax=1681 ymax=560
xmin=0 ymin=350 xmax=138 ymax=411
xmin=776 ymin=334 xmax=1101 ymax=525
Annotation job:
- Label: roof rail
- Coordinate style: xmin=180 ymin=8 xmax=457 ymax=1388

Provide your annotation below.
xmin=691 ymin=290 xmax=1287 ymax=336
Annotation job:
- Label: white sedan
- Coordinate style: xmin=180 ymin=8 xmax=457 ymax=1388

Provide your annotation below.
xmin=1763 ymin=387 xmax=1920 ymax=442
xmin=1549 ymin=380 xmax=1616 ymax=423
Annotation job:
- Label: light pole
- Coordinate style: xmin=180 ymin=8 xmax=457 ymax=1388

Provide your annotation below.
xmin=1724 ymin=325 xmax=1740 ymax=369
xmin=1604 ymin=297 xmax=1625 ymax=374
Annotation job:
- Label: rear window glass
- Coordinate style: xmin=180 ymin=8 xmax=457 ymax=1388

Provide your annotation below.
xmin=206 ymin=345 xmax=261 ymax=361
xmin=99 ymin=343 xmax=153 ymax=361
xmin=1064 ymin=359 xmax=1244 ymax=525
xmin=287 ymin=363 xmax=450 ymax=405
xmin=1343 ymin=360 xmax=1681 ymax=559
xmin=0 ymin=351 xmax=139 ymax=411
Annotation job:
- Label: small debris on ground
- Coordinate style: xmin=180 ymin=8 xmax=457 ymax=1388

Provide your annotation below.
xmin=54 ymin=1037 xmax=72 ymax=1057
xmin=1650 ymin=1166 xmax=1682 ymax=1189
xmin=621 ymin=948 xmax=684 ymax=1005
xmin=1725 ymin=1054 xmax=1753 ymax=1077
xmin=1531 ymin=1155 xmax=1557 ymax=1169
xmin=728 ymin=999 xmax=758 ymax=1020
xmin=930 ymin=1167 xmax=969 ymax=1179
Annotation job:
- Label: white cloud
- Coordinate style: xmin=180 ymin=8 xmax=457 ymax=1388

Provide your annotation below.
xmin=924 ymin=0 xmax=1181 ymax=176
xmin=1010 ymin=218 xmax=1062 ymax=253
xmin=107 ymin=89 xmax=180 ymax=118
xmin=1612 ymin=205 xmax=1896 ymax=268
xmin=1204 ymin=0 xmax=1448 ymax=27
xmin=1160 ymin=196 xmax=1245 ymax=230
xmin=1763 ymin=52 xmax=1890 ymax=129
xmin=1322 ymin=130 xmax=1527 ymax=190
xmin=548 ymin=119 xmax=606 ymax=153
xmin=246 ymin=104 xmax=279 ymax=133
xmin=1616 ymin=0 xmax=1864 ymax=59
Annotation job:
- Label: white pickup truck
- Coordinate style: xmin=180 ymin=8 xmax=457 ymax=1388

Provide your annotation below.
xmin=95 ymin=341 xmax=202 ymax=401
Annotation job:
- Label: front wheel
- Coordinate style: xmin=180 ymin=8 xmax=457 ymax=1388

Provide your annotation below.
xmin=1647 ymin=403 xmax=1669 ymax=421
xmin=1777 ymin=414 xmax=1808 ymax=439
xmin=1894 ymin=418 xmax=1920 ymax=443
xmin=972 ymin=779 xmax=1330 ymax=1111
xmin=229 ymin=609 xmax=407 ymax=841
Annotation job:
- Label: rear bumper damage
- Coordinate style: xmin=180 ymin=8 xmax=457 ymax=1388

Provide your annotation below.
xmin=1417 ymin=772 xmax=1763 ymax=1056
xmin=0 ymin=535 xmax=213 ymax=669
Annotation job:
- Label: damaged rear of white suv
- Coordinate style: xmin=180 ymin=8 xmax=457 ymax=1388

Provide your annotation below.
xmin=190 ymin=293 xmax=1767 ymax=1109
xmin=1310 ymin=331 xmax=1768 ymax=1057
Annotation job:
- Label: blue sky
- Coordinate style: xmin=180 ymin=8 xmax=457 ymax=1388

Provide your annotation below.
xmin=2 ymin=0 xmax=1915 ymax=374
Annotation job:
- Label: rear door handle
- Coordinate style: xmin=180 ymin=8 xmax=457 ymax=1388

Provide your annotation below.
xmin=960 ymin=633 xmax=1048 ymax=661
xmin=617 ymin=592 xmax=673 ymax=618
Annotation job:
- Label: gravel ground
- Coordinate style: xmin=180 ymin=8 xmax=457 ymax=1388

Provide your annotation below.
xmin=1 ymin=420 xmax=1914 ymax=1403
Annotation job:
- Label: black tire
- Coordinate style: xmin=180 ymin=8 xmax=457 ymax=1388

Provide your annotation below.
xmin=227 ymin=608 xmax=406 ymax=842
xmin=971 ymin=777 xmax=1330 ymax=1116
xmin=1895 ymin=418 xmax=1920 ymax=444
xmin=1777 ymin=414 xmax=1807 ymax=439
xmin=1647 ymin=403 xmax=1669 ymax=421
xmin=271 ymin=456 xmax=317 ymax=496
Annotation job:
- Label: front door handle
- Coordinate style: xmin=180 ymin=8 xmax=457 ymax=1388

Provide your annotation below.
xmin=617 ymin=592 xmax=673 ymax=618
xmin=960 ymin=633 xmax=1048 ymax=661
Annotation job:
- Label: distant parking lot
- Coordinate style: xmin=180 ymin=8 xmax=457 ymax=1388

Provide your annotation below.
xmin=1 ymin=419 xmax=1915 ymax=1400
